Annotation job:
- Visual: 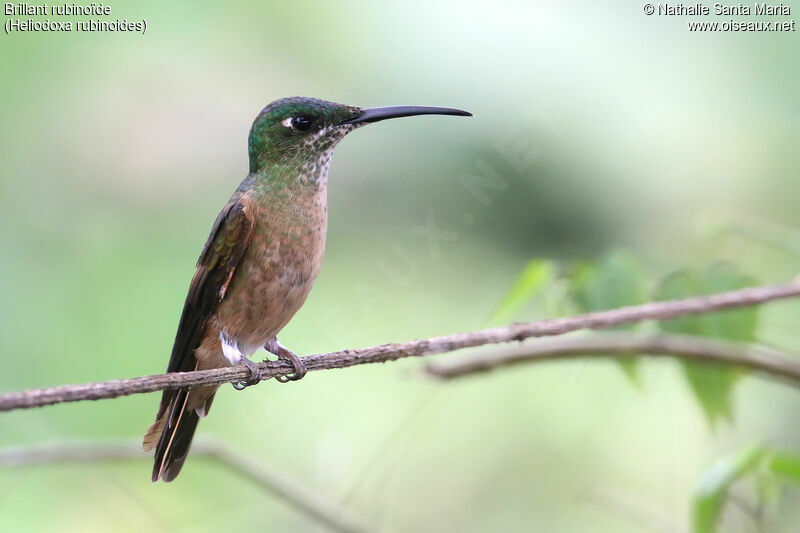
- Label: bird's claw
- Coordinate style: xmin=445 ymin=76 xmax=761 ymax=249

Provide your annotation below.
xmin=275 ymin=352 xmax=307 ymax=383
xmin=264 ymin=339 xmax=307 ymax=383
xmin=232 ymin=357 xmax=262 ymax=390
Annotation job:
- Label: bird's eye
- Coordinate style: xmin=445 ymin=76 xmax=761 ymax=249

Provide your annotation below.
xmin=291 ymin=115 xmax=313 ymax=132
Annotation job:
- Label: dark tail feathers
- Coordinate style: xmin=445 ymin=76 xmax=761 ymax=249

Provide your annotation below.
xmin=147 ymin=389 xmax=200 ymax=482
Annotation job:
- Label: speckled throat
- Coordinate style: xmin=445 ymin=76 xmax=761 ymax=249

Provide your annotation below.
xmin=253 ymin=123 xmax=359 ymax=193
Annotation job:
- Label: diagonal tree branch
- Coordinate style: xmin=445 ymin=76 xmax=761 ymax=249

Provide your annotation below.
xmin=1 ymin=279 xmax=800 ymax=412
xmin=0 ymin=439 xmax=366 ymax=533
xmin=423 ymin=331 xmax=800 ymax=384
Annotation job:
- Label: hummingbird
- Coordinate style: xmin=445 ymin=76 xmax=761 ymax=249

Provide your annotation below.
xmin=143 ymin=96 xmax=471 ymax=482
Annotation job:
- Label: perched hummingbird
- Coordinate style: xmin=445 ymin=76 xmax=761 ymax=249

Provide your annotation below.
xmin=143 ymin=96 xmax=471 ymax=482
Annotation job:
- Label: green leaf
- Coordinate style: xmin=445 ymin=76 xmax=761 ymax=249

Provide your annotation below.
xmin=655 ymin=271 xmax=706 ymax=336
xmin=570 ymin=252 xmax=644 ymax=315
xmin=681 ymin=365 xmax=740 ymax=422
xmin=655 ymin=263 xmax=758 ymax=424
xmin=701 ymin=263 xmax=758 ymax=343
xmin=692 ymin=443 xmax=766 ymax=533
xmin=488 ymin=259 xmax=555 ymax=325
xmin=569 ymin=251 xmax=644 ymax=382
xmin=768 ymin=451 xmax=800 ymax=484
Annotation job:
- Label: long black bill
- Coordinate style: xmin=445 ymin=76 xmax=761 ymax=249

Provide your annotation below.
xmin=340 ymin=105 xmax=472 ymax=125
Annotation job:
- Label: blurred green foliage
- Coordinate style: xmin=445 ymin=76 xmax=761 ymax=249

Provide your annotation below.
xmin=492 ymin=254 xmax=763 ymax=425
xmin=656 ymin=265 xmax=758 ymax=424
xmin=692 ymin=443 xmax=766 ymax=533
xmin=569 ymin=251 xmax=646 ymax=382
xmin=691 ymin=444 xmax=800 ymax=533
xmin=488 ymin=259 xmax=556 ymax=325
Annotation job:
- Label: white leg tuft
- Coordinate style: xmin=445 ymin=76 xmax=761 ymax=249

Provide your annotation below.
xmin=219 ymin=331 xmax=244 ymax=365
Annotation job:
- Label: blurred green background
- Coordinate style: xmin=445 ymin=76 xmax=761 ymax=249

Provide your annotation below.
xmin=1 ymin=1 xmax=800 ymax=531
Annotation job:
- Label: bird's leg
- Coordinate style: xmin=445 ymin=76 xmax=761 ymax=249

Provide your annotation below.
xmin=232 ymin=356 xmax=263 ymax=390
xmin=264 ymin=338 xmax=307 ymax=383
xmin=221 ymin=332 xmax=262 ymax=390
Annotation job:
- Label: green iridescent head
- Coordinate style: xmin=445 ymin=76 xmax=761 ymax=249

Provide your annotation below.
xmin=247 ymin=96 xmax=472 ymax=176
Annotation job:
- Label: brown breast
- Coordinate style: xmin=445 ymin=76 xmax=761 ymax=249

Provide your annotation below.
xmin=210 ymin=186 xmax=328 ymax=353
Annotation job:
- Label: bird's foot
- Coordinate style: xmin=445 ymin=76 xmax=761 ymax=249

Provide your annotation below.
xmin=264 ymin=339 xmax=307 ymax=383
xmin=232 ymin=357 xmax=262 ymax=390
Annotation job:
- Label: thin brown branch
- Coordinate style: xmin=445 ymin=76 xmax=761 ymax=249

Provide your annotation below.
xmin=423 ymin=331 xmax=800 ymax=384
xmin=0 ymin=439 xmax=366 ymax=533
xmin=1 ymin=279 xmax=800 ymax=412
